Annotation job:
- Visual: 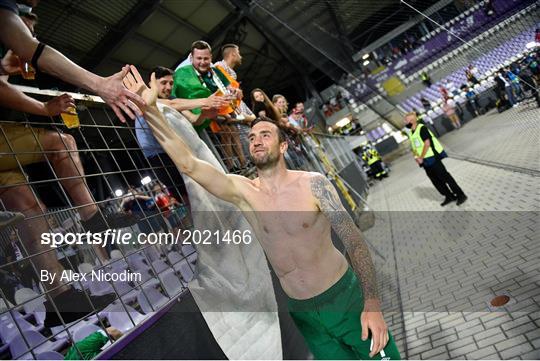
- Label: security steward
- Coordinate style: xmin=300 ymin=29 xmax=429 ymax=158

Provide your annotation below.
xmin=404 ymin=112 xmax=467 ymax=206
xmin=362 ymin=146 xmax=387 ymax=180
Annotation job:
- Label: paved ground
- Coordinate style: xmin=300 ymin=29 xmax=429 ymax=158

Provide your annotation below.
xmin=365 ymin=105 xmax=540 ymax=359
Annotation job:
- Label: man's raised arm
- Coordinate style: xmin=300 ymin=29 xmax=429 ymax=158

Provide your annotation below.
xmin=0 ymin=9 xmax=144 ymax=122
xmin=123 ymin=66 xmax=246 ymax=206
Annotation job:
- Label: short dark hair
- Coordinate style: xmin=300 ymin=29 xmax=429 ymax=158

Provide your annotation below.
xmin=251 ymin=116 xmax=287 ymax=143
xmin=151 ymin=66 xmax=173 ymax=80
xmin=221 ymin=44 xmax=238 ymax=57
xmin=191 ymin=40 xmax=212 ymax=53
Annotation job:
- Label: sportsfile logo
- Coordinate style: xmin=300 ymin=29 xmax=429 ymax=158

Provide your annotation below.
xmin=40 ymin=229 xmax=253 ymax=248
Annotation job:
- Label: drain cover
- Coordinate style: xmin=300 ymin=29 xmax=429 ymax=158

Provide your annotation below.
xmin=490 ymin=295 xmax=510 ymax=307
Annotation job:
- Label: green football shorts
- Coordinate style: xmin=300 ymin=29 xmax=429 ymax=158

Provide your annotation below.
xmin=288 ymin=266 xmax=401 ymax=360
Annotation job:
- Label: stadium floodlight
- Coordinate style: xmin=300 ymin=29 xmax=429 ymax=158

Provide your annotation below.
xmin=141 ymin=176 xmax=152 ymax=185
xmin=114 ymin=189 xmax=123 ymax=197
xmin=363 ymin=60 xmax=370 ymax=66
xmin=362 ymin=53 xmax=370 ymax=60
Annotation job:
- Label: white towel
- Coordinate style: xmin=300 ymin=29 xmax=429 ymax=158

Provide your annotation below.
xmin=159 ymin=104 xmax=282 ymax=360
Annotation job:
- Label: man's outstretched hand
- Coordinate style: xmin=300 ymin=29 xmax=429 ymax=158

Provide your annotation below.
xmin=99 ymin=65 xmax=146 ymax=122
xmin=122 ymin=65 xmax=157 ymax=112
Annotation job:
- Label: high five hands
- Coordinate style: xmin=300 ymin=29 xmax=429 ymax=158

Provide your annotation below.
xmin=122 ymin=65 xmax=173 ymax=151
xmin=122 ymin=65 xmax=158 ymax=112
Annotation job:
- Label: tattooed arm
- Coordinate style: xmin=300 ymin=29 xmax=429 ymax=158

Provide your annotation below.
xmin=310 ymin=173 xmax=379 ymax=305
xmin=310 ymin=173 xmax=388 ymax=356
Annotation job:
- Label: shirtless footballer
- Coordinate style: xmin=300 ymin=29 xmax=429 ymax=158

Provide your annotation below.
xmin=123 ymin=66 xmax=401 ymax=360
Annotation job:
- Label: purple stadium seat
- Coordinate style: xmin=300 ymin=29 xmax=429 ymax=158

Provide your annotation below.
xmin=137 ymin=286 xmax=168 ymax=314
xmin=9 ymin=330 xmax=66 ymax=359
xmin=36 ymin=351 xmax=64 ymax=360
xmin=106 ymin=303 xmax=145 ymax=333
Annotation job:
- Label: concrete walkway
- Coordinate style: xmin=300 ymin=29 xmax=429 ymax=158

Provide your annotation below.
xmin=365 ymin=105 xmax=539 ymax=359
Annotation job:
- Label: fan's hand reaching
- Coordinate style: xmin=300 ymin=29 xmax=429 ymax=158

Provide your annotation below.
xmin=122 ymin=65 xmax=158 ymax=113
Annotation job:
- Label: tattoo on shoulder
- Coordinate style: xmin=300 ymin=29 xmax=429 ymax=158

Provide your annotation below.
xmin=310 ymin=174 xmax=341 ymax=212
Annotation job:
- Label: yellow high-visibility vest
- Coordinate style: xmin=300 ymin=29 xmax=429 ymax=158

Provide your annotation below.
xmin=408 ymin=123 xmax=444 ymax=158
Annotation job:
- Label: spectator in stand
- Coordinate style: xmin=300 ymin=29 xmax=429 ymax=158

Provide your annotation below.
xmin=520 ymin=65 xmax=540 ymax=108
xmin=134 ymin=66 xmax=227 ymax=206
xmin=17 ymin=4 xmax=38 ymax=35
xmin=0 ymin=0 xmax=145 ymax=122
xmin=0 ymin=80 xmax=138 ymax=325
xmin=439 ymin=85 xmax=449 ymax=101
xmin=0 ymin=6 xmax=36 ymax=84
xmin=463 ymin=85 xmax=480 ymax=116
xmin=6 ymin=229 xmax=40 ymax=290
xmin=335 ymin=91 xmax=346 ymax=108
xmin=442 ymin=99 xmax=461 ymax=129
xmin=250 ymin=88 xmax=281 ymax=122
xmin=64 ymin=327 xmax=123 ymax=360
xmin=0 ymin=0 xmax=150 ymax=327
xmin=505 ymin=67 xmax=522 ymax=101
xmin=214 ymin=44 xmax=256 ymax=123
xmin=214 ymin=44 xmax=255 ymax=171
xmin=329 ymin=98 xmax=341 ymax=112
xmin=171 ymin=40 xmax=240 ymax=133
xmin=529 ymin=52 xmax=539 ymax=81
xmin=445 ymin=80 xmax=459 ymax=97
xmin=322 ymin=102 xmax=333 ymax=118
xmin=153 ymin=183 xmax=173 ymax=217
xmin=465 ymin=65 xmax=479 ymax=85
xmin=288 ymin=102 xmax=310 ymax=131
xmin=495 ymin=70 xmax=516 ymax=107
xmin=420 ymin=97 xmax=431 ymax=112
xmin=420 ymin=71 xmax=432 ymax=87
xmin=121 ymin=185 xmax=166 ymax=234
xmin=272 ymin=94 xmax=290 ymax=122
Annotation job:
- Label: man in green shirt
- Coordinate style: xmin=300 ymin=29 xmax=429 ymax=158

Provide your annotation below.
xmin=172 ymin=40 xmax=242 ymax=132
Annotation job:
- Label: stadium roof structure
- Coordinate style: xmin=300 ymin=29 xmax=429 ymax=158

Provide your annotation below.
xmin=32 ymin=0 xmax=434 ymax=102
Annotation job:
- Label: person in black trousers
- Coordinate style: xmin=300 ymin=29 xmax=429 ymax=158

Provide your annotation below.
xmin=404 ymin=112 xmax=467 ymax=206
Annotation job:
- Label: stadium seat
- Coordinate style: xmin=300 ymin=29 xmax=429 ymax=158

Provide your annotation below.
xmin=36 ymin=351 xmax=64 ymax=360
xmin=151 ymin=259 xmax=169 ymax=274
xmin=137 ymin=286 xmax=168 ymax=315
xmin=159 ymin=269 xmax=184 ymax=296
xmin=9 ymin=330 xmax=67 ymax=359
xmin=106 ymin=304 xmax=145 ymax=333
xmin=0 ymin=314 xmax=44 ymax=344
xmin=113 ymin=281 xmax=138 ymax=304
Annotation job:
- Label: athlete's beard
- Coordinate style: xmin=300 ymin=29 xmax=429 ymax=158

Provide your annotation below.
xmin=250 ymin=149 xmax=279 ymax=171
